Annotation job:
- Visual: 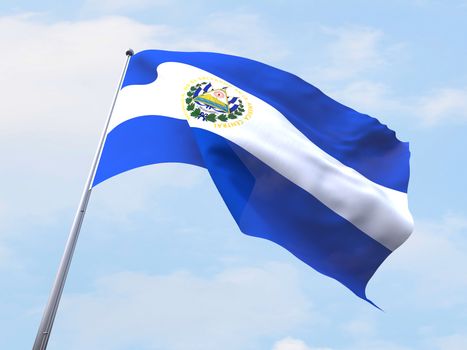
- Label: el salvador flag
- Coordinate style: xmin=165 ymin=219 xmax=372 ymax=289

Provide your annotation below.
xmin=93 ymin=50 xmax=413 ymax=304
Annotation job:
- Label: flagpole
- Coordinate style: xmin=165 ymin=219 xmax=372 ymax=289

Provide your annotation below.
xmin=32 ymin=49 xmax=134 ymax=350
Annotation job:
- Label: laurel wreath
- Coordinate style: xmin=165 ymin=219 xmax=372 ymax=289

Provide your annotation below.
xmin=185 ymin=82 xmax=245 ymax=123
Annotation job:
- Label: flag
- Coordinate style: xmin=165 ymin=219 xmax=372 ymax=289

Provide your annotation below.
xmin=93 ymin=50 xmax=413 ymax=303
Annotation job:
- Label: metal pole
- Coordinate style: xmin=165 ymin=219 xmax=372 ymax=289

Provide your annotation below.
xmin=32 ymin=49 xmax=134 ymax=350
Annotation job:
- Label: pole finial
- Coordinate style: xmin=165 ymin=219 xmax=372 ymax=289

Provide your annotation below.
xmin=126 ymin=48 xmax=134 ymax=56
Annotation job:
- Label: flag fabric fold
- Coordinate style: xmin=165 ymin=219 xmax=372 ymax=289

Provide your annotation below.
xmin=93 ymin=50 xmax=413 ymax=302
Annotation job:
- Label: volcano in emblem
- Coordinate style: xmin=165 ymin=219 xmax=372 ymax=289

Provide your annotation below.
xmin=193 ymin=88 xmax=230 ymax=113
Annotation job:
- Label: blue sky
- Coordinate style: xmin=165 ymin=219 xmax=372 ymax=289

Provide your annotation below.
xmin=0 ymin=1 xmax=466 ymax=349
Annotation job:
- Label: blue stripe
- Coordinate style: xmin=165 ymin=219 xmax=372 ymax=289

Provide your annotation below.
xmin=192 ymin=128 xmax=390 ymax=302
xmin=94 ymin=115 xmax=391 ymax=301
xmin=93 ymin=116 xmax=204 ymax=186
xmin=122 ymin=50 xmax=410 ymax=193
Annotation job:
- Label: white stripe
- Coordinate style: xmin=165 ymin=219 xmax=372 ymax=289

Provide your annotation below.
xmin=109 ymin=62 xmax=413 ymax=251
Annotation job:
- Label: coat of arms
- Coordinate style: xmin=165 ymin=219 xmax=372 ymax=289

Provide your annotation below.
xmin=183 ymin=79 xmax=252 ymax=126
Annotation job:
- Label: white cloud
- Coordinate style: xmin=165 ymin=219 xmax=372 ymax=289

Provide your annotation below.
xmin=0 ymin=12 xmax=285 ymax=229
xmin=0 ymin=14 xmax=170 ymax=138
xmin=326 ymin=80 xmax=400 ymax=118
xmin=305 ymin=26 xmax=410 ymax=128
xmin=415 ymin=87 xmax=467 ymax=125
xmin=49 ymin=263 xmax=312 ymax=350
xmin=328 ymin=82 xmax=467 ymax=128
xmin=0 ymin=11 xmax=280 ymax=132
xmin=0 ymin=13 xmax=290 ymax=286
xmin=309 ymin=25 xmax=467 ymax=128
xmin=194 ymin=12 xmax=289 ymax=62
xmin=0 ymin=11 xmax=284 ymax=157
xmin=272 ymin=337 xmax=333 ymax=350
xmin=315 ymin=26 xmax=390 ymax=81
xmin=0 ymin=14 xmax=176 ymax=233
